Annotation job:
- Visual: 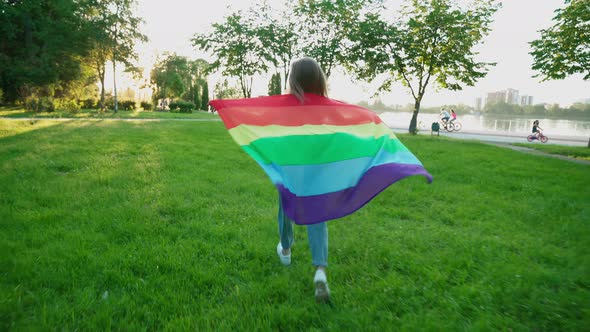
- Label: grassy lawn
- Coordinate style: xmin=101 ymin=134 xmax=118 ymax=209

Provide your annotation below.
xmin=1 ymin=119 xmax=588 ymax=330
xmin=0 ymin=106 xmax=218 ymax=120
xmin=512 ymin=142 xmax=590 ymax=161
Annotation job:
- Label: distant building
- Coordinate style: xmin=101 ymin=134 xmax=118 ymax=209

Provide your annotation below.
xmin=520 ymin=95 xmax=534 ymax=106
xmin=486 ymin=91 xmax=507 ymax=104
xmin=506 ymin=88 xmax=519 ymax=104
xmin=485 ymin=88 xmax=527 ymax=106
xmin=475 ymin=97 xmax=483 ymax=111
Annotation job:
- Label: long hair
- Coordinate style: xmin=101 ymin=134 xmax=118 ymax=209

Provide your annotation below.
xmin=287 ymin=57 xmax=328 ymax=103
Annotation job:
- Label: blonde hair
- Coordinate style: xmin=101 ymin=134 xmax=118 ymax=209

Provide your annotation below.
xmin=287 ymin=57 xmax=328 ymax=103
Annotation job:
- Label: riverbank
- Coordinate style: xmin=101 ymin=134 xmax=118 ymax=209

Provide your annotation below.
xmin=390 ymin=127 xmax=589 ymax=147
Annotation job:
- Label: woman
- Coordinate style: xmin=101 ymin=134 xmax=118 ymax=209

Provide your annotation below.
xmin=209 ymin=57 xmax=431 ymax=304
xmin=276 ymin=57 xmax=330 ymax=303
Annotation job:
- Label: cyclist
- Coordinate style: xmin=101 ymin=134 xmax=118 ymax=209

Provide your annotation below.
xmin=532 ymin=120 xmax=543 ymax=138
xmin=440 ymin=108 xmax=451 ymax=127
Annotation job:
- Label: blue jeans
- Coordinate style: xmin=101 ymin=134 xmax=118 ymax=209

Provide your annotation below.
xmin=278 ymin=196 xmax=328 ymax=267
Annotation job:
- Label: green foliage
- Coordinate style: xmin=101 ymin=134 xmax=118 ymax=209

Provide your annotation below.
xmin=347 ymin=0 xmax=499 ymax=133
xmin=118 ymin=100 xmax=136 ymax=111
xmin=530 ymin=0 xmax=590 ymax=81
xmin=81 ymin=98 xmax=98 ymax=109
xmin=295 ymin=0 xmax=379 ymax=77
xmin=140 ymin=101 xmax=153 ymax=111
xmin=150 ymin=54 xmax=210 ymax=109
xmin=24 ymin=97 xmax=56 ymax=113
xmin=0 ymin=120 xmax=588 ymax=330
xmin=193 ymin=12 xmax=268 ymax=98
xmin=0 ymin=105 xmax=217 ymax=119
xmin=0 ymin=88 xmax=3 ymax=104
xmin=58 ymin=99 xmax=81 ymax=113
xmin=251 ymin=2 xmax=299 ymax=89
xmin=483 ymin=101 xmax=590 ymax=118
xmin=168 ymin=101 xmax=195 ymax=113
xmin=200 ymin=81 xmax=209 ymax=110
xmin=0 ymin=0 xmax=91 ymax=102
xmin=268 ymin=73 xmax=282 ymax=96
xmin=214 ymin=79 xmax=241 ymax=100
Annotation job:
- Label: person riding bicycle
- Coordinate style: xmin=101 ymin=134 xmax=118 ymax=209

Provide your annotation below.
xmin=450 ymin=109 xmax=457 ymax=123
xmin=440 ymin=108 xmax=451 ymax=127
xmin=532 ymin=120 xmax=543 ymax=138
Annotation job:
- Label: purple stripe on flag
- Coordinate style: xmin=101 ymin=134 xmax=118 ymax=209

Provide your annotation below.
xmin=278 ymin=163 xmax=433 ymax=225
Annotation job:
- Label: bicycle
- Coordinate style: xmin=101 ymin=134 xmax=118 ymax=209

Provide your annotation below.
xmin=449 ymin=120 xmax=462 ymax=131
xmin=527 ymin=131 xmax=549 ymax=143
xmin=439 ymin=120 xmax=455 ymax=132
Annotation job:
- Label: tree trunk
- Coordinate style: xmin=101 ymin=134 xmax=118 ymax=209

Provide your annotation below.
xmin=409 ymin=98 xmax=421 ymax=134
xmin=99 ymin=67 xmax=105 ymax=111
xmin=112 ymin=60 xmax=118 ymax=113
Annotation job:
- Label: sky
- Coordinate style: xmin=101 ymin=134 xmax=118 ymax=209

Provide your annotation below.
xmin=126 ymin=0 xmax=590 ymax=107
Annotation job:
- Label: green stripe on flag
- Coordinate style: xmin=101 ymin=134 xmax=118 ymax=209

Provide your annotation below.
xmin=242 ymin=133 xmax=409 ymax=165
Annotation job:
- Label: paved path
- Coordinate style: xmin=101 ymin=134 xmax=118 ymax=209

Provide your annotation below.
xmin=482 ymin=142 xmax=590 ymax=166
xmin=390 ymin=126 xmax=589 ymax=165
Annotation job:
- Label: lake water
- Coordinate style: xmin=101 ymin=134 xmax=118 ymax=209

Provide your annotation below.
xmin=379 ymin=112 xmax=590 ymax=140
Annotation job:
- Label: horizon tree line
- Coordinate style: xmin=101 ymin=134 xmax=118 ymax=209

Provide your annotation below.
xmin=0 ymin=0 xmax=587 ymax=126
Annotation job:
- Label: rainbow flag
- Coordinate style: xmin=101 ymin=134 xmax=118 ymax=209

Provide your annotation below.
xmin=210 ymin=94 xmax=432 ymax=225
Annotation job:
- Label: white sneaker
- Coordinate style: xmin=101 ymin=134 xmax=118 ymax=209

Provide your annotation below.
xmin=276 ymin=242 xmax=291 ymax=266
xmin=314 ymin=269 xmax=330 ymax=303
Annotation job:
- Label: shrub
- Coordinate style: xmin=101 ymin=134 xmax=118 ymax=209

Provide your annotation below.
xmin=81 ymin=98 xmax=97 ymax=109
xmin=25 ymin=96 xmax=56 ymax=112
xmin=118 ymin=100 xmax=136 ymax=111
xmin=169 ymin=100 xmax=194 ymax=113
xmin=140 ymin=101 xmax=153 ymax=111
xmin=104 ymin=96 xmax=114 ymax=110
xmin=59 ymin=99 xmax=81 ymax=113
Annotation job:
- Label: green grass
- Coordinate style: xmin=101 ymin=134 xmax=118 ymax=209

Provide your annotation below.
xmin=1 ymin=119 xmax=589 ymax=330
xmin=0 ymin=106 xmax=218 ymax=120
xmin=513 ymin=142 xmax=590 ymax=161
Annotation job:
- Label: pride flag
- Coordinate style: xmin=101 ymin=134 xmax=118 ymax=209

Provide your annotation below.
xmin=210 ymin=94 xmax=432 ymax=225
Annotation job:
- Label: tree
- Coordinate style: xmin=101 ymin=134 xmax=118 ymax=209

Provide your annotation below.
xmin=151 ymin=54 xmax=191 ymax=101
xmin=105 ymin=0 xmax=146 ymax=112
xmin=214 ymin=79 xmax=241 ymax=100
xmin=268 ymin=73 xmax=282 ymax=95
xmin=347 ymin=0 xmax=499 ymax=133
xmin=84 ymin=0 xmax=146 ymax=112
xmin=150 ymin=54 xmax=210 ymax=109
xmin=294 ymin=0 xmax=380 ymax=77
xmin=191 ymin=58 xmax=211 ymax=109
xmin=253 ymin=2 xmax=299 ymax=89
xmin=530 ymin=0 xmax=590 ymax=81
xmin=0 ymin=0 xmax=93 ymax=103
xmin=193 ymin=12 xmax=267 ymax=98
xmin=200 ymin=81 xmax=209 ymax=110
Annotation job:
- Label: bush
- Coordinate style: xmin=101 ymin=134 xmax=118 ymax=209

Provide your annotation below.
xmin=118 ymin=100 xmax=136 ymax=111
xmin=59 ymin=99 xmax=81 ymax=113
xmin=81 ymin=98 xmax=97 ymax=109
xmin=140 ymin=101 xmax=153 ymax=111
xmin=25 ymin=96 xmax=56 ymax=113
xmin=0 ymin=88 xmax=3 ymax=104
xmin=104 ymin=96 xmax=114 ymax=110
xmin=169 ymin=100 xmax=194 ymax=113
